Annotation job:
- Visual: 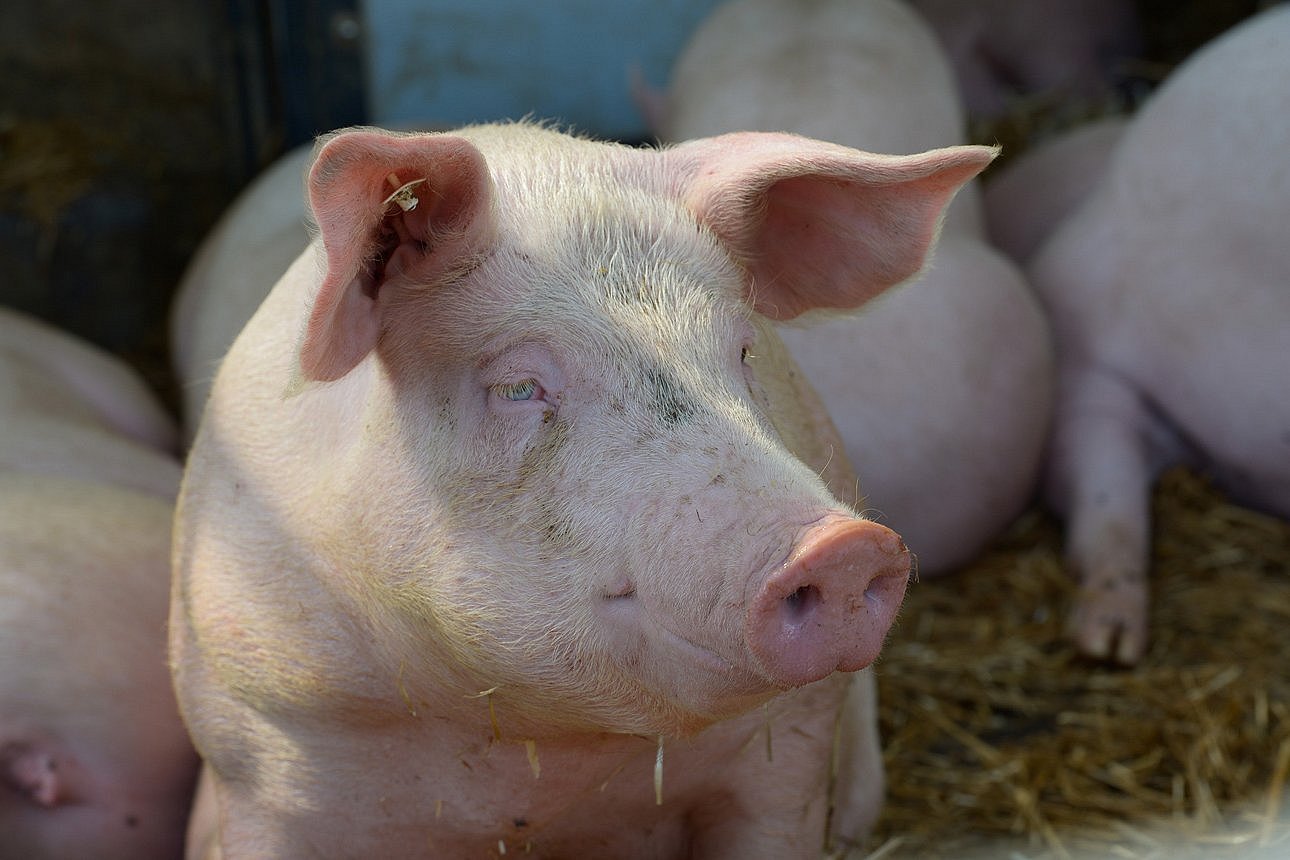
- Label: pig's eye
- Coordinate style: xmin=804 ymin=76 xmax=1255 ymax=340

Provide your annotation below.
xmin=493 ymin=379 xmax=542 ymax=402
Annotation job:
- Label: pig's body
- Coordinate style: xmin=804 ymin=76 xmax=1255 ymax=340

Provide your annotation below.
xmin=170 ymin=145 xmax=315 ymax=436
xmin=0 ymin=308 xmax=182 ymax=495
xmin=0 ymin=309 xmax=195 ymax=858
xmin=1026 ymin=8 xmax=1290 ymax=662
xmin=984 ymin=117 xmax=1128 ymax=265
xmin=659 ymin=0 xmax=1053 ymax=575
xmin=172 ymin=122 xmax=992 ymax=856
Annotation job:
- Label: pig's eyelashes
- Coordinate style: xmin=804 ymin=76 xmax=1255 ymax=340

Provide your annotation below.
xmin=492 ymin=379 xmax=544 ymax=403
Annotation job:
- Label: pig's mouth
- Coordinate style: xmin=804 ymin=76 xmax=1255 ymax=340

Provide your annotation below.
xmin=600 ymin=586 xmax=773 ymax=701
xmin=650 ymin=617 xmax=736 ymax=676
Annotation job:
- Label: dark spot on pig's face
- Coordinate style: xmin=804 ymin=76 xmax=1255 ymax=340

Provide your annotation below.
xmin=518 ymin=417 xmax=570 ymax=487
xmin=642 ymin=365 xmax=697 ymax=426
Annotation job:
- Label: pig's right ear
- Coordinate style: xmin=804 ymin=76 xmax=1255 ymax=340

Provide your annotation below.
xmin=301 ymin=130 xmax=494 ymax=382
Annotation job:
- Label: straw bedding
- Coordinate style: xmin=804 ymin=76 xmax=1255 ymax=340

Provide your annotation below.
xmin=863 ymin=468 xmax=1290 ymax=858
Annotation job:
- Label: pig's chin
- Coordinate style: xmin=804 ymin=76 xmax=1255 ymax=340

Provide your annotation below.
xmin=596 ymin=595 xmax=779 ymax=730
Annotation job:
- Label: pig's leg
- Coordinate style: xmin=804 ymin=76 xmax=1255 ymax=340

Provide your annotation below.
xmin=1047 ymin=364 xmax=1180 ymax=665
xmin=184 ymin=766 xmax=222 ymax=860
xmin=826 ymin=672 xmax=884 ymax=852
xmin=683 ymin=684 xmax=847 ymax=859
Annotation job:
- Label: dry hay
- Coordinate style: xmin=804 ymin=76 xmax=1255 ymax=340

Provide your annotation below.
xmin=866 ymin=468 xmax=1290 ymax=859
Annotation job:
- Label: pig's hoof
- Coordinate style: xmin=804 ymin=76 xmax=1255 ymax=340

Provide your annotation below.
xmin=1067 ymin=581 xmax=1147 ymax=665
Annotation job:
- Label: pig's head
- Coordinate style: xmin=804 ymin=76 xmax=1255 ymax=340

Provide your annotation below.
xmin=224 ymin=125 xmax=991 ymax=738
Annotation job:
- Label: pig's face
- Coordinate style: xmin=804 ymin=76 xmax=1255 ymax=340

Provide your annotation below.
xmin=334 ymin=193 xmax=869 ymax=734
xmin=238 ymin=125 xmax=992 ymax=737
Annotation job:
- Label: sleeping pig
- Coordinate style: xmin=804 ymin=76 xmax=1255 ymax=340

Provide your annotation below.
xmin=170 ymin=121 xmax=992 ymax=857
xmin=1024 ymin=8 xmax=1290 ymax=663
xmin=0 ymin=308 xmax=196 ymax=858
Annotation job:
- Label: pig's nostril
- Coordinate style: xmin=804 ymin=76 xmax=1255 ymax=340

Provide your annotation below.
xmin=782 ymin=584 xmax=820 ymax=622
xmin=865 ymin=569 xmax=906 ymax=605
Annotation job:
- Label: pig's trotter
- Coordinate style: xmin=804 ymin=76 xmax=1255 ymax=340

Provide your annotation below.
xmin=1068 ymin=563 xmax=1148 ymax=664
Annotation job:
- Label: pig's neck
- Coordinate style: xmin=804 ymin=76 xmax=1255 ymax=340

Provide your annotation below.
xmin=213 ymin=677 xmax=848 ymax=858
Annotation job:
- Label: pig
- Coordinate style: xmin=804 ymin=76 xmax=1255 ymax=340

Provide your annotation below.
xmin=907 ymin=0 xmax=1139 ymax=119
xmin=983 ymin=117 xmax=1128 ymax=265
xmin=656 ymin=0 xmax=1054 ymax=576
xmin=170 ymin=121 xmax=994 ymax=857
xmin=170 ymin=146 xmax=316 ymax=438
xmin=0 ymin=308 xmax=196 ymax=858
xmin=1024 ymin=7 xmax=1290 ymax=663
xmin=0 ymin=307 xmax=182 ymax=495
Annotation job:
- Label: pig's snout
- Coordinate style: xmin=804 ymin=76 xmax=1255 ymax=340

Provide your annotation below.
xmin=746 ymin=519 xmax=909 ymax=688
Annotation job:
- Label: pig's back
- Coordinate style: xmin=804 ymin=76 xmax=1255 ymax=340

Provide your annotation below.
xmin=1111 ymin=8 xmax=1290 ymax=263
xmin=664 ymin=0 xmax=961 ymax=153
xmin=664 ymin=0 xmax=983 ymax=247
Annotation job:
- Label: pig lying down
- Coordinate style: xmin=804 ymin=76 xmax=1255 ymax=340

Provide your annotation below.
xmin=1 ymin=309 xmax=195 ymax=859
xmin=1021 ymin=8 xmax=1290 ymax=663
xmin=172 ymin=123 xmax=992 ymax=857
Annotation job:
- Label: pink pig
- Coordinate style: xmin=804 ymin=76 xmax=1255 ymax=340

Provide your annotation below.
xmin=656 ymin=0 xmax=1054 ymax=576
xmin=1022 ymin=8 xmax=1290 ymax=663
xmin=1 ymin=309 xmax=196 ymax=858
xmin=170 ymin=122 xmax=992 ymax=857
xmin=983 ymin=117 xmax=1128 ymax=265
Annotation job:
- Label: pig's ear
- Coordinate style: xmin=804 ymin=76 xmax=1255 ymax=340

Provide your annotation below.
xmin=672 ymin=133 xmax=996 ymax=320
xmin=301 ymin=130 xmax=494 ymax=382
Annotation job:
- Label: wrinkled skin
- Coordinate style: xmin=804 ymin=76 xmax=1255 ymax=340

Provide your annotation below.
xmin=658 ymin=0 xmax=1054 ymax=576
xmin=171 ymin=122 xmax=992 ymax=857
xmin=908 ymin=0 xmax=1139 ymax=118
xmin=0 ymin=309 xmax=196 ymax=858
xmin=1024 ymin=8 xmax=1290 ymax=663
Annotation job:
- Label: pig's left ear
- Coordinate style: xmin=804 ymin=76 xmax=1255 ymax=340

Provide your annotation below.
xmin=301 ymin=129 xmax=494 ymax=381
xmin=671 ymin=133 xmax=996 ymax=319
